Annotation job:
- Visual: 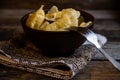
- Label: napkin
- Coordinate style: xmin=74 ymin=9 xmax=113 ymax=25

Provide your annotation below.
xmin=0 ymin=33 xmax=107 ymax=79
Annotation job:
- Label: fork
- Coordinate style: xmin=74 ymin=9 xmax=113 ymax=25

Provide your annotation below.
xmin=68 ymin=27 xmax=120 ymax=71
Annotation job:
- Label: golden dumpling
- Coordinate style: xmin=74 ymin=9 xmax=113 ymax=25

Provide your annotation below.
xmin=26 ymin=5 xmax=45 ymax=29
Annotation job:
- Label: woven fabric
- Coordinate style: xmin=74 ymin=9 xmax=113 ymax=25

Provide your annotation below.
xmin=0 ymin=34 xmax=103 ymax=79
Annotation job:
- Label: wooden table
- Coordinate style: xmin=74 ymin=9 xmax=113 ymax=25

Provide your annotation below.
xmin=0 ymin=0 xmax=120 ymax=80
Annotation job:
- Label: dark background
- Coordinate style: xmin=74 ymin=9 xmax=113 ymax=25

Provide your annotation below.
xmin=0 ymin=0 xmax=120 ymax=10
xmin=0 ymin=0 xmax=120 ymax=80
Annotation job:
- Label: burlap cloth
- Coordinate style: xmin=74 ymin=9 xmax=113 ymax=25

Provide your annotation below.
xmin=0 ymin=34 xmax=107 ymax=79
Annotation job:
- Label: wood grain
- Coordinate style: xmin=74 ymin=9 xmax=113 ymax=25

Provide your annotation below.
xmin=0 ymin=61 xmax=120 ymax=80
xmin=1 ymin=9 xmax=120 ymax=19
xmin=0 ymin=6 xmax=120 ymax=79
xmin=1 ymin=10 xmax=120 ymax=41
xmin=0 ymin=0 xmax=120 ymax=10
xmin=0 ymin=9 xmax=120 ymax=60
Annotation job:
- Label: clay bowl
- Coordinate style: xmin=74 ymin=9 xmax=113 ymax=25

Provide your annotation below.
xmin=21 ymin=10 xmax=94 ymax=57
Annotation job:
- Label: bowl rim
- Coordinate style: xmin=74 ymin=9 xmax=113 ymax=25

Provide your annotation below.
xmin=21 ymin=9 xmax=95 ymax=33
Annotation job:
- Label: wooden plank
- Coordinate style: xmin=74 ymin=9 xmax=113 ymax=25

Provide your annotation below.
xmin=93 ymin=42 xmax=120 ymax=60
xmin=0 ymin=24 xmax=120 ymax=41
xmin=1 ymin=19 xmax=120 ymax=41
xmin=0 ymin=19 xmax=120 ymax=60
xmin=1 ymin=18 xmax=120 ymax=32
xmin=0 ymin=25 xmax=119 ymax=60
xmin=0 ymin=61 xmax=120 ymax=80
xmin=73 ymin=61 xmax=120 ymax=80
xmin=0 ymin=9 xmax=120 ymax=60
xmin=1 ymin=9 xmax=120 ymax=19
xmin=94 ymin=20 xmax=120 ymax=30
xmin=0 ymin=25 xmax=23 ymax=41
xmin=0 ymin=0 xmax=120 ymax=10
xmin=0 ymin=10 xmax=120 ymax=40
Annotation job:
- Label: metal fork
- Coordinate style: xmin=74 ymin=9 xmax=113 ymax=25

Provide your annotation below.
xmin=68 ymin=27 xmax=120 ymax=71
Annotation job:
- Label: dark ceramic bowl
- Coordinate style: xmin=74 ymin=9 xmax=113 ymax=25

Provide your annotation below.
xmin=21 ymin=10 xmax=94 ymax=57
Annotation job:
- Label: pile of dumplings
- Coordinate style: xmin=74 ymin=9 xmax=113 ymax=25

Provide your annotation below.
xmin=26 ymin=5 xmax=92 ymax=31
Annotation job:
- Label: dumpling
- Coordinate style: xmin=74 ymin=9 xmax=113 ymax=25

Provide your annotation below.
xmin=43 ymin=15 xmax=71 ymax=31
xmin=26 ymin=5 xmax=45 ymax=29
xmin=45 ymin=6 xmax=62 ymax=21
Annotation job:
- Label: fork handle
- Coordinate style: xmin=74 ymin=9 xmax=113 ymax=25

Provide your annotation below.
xmin=98 ymin=48 xmax=120 ymax=71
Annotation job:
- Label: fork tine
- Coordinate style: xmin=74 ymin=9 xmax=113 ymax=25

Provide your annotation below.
xmin=68 ymin=27 xmax=120 ymax=71
xmin=79 ymin=28 xmax=94 ymax=38
xmin=68 ymin=27 xmax=97 ymax=40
